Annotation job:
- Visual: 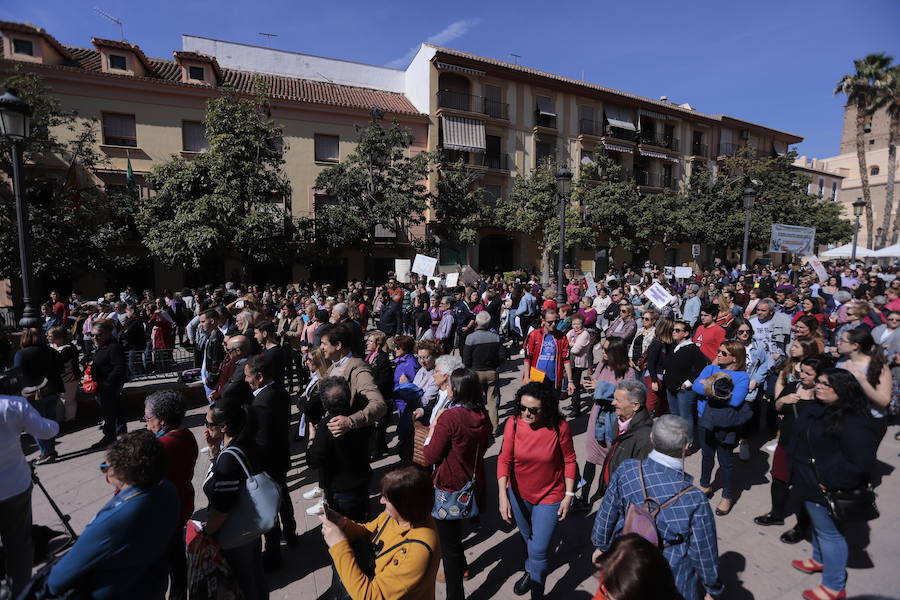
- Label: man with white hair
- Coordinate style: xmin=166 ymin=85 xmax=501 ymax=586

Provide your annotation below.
xmin=592 ymin=415 xmax=723 ymax=600
xmin=463 ymin=311 xmax=505 ymax=433
xmin=595 ymin=380 xmax=654 ymax=497
xmin=681 ymin=284 xmax=701 ymax=328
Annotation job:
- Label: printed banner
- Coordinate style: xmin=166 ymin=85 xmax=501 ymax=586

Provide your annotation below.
xmin=769 ymin=224 xmax=816 ymax=255
xmin=643 ymin=282 xmax=674 ymax=309
xmin=805 ymin=255 xmax=828 ymax=283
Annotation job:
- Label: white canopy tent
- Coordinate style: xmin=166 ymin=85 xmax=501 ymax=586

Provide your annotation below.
xmin=872 ymin=243 xmax=900 ymax=258
xmin=820 ymin=243 xmax=877 ymax=259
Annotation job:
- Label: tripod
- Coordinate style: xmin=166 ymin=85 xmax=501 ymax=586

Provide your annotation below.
xmin=30 ymin=465 xmax=78 ymax=554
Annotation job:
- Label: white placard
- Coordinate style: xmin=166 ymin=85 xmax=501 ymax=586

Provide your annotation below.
xmin=806 ymin=255 xmax=828 ymax=283
xmin=411 ymin=253 xmax=438 ymax=277
xmin=584 ymin=272 xmax=598 ymax=297
xmin=445 ymin=273 xmax=459 ymax=288
xmin=769 ymin=223 xmax=816 ymax=254
xmin=674 ymin=266 xmax=693 ymax=279
xmin=395 ymin=259 xmax=411 ymax=283
xmin=664 ymin=266 xmax=674 ymax=277
xmin=643 ymin=282 xmax=674 ymax=309
xmin=691 ymin=244 xmax=701 ymax=257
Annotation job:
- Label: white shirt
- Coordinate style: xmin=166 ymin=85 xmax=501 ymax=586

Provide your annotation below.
xmin=0 ymin=395 xmax=59 ymax=501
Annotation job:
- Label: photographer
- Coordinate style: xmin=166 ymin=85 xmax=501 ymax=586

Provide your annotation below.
xmin=0 ymin=373 xmax=59 ymax=596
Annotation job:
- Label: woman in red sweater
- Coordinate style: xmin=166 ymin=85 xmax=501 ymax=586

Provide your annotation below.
xmin=497 ymin=382 xmax=577 ymax=600
xmin=692 ymin=303 xmax=726 ymax=362
xmin=423 ymin=368 xmax=493 ymax=600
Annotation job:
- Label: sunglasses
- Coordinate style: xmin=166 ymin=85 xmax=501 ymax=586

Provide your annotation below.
xmin=736 ymin=329 xmax=752 ymax=334
xmin=717 ymin=350 xmax=731 ymax=356
xmin=518 ymin=404 xmax=542 ymax=415
xmin=205 ymin=420 xmax=222 ymax=429
xmin=99 ymin=462 xmax=110 ymax=474
xmin=673 ymin=328 xmax=688 ymax=333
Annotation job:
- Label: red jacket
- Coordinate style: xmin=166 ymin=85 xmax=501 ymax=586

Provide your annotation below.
xmin=158 ymin=428 xmax=199 ymax=525
xmin=497 ymin=416 xmax=578 ymax=504
xmin=523 ymin=328 xmax=570 ymax=387
xmin=422 ymin=406 xmax=493 ymax=510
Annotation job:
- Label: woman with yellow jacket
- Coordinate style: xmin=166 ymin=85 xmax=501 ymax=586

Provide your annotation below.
xmin=321 ymin=465 xmax=441 ymax=600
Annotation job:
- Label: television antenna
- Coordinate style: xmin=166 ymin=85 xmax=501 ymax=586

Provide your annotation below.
xmin=94 ymin=7 xmax=125 ymax=41
xmin=510 ymin=53 xmax=521 ymax=65
xmin=258 ymin=32 xmax=279 ymax=47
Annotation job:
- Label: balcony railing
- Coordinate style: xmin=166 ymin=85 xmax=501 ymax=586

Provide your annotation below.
xmin=639 ymin=132 xmax=680 ymax=152
xmin=578 ymin=119 xmax=637 ymax=142
xmin=718 ymin=142 xmax=743 ymax=156
xmin=440 ymin=149 xmax=509 ymax=171
xmin=437 ymin=90 xmax=509 ymax=119
xmin=691 ymin=141 xmax=708 ymax=156
xmin=608 ymin=126 xmax=636 ymax=142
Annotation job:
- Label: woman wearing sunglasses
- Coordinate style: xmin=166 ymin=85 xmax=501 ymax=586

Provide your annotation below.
xmin=692 ymin=340 xmax=751 ymax=516
xmin=787 ymin=369 xmax=877 ymax=600
xmin=497 ymin=382 xmax=577 ymax=599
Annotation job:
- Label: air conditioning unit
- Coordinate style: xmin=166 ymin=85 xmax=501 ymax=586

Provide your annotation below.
xmin=739 ymin=129 xmax=750 ymax=140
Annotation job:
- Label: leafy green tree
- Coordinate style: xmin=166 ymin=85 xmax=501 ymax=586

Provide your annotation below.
xmin=578 ymin=153 xmax=648 ymax=253
xmin=313 ymin=112 xmax=432 ymax=279
xmin=428 ymin=159 xmax=485 ymax=260
xmin=0 ymin=66 xmax=130 ymax=281
xmin=494 ymin=159 xmax=593 ymax=284
xmin=136 ymin=84 xmax=297 ymax=273
xmin=835 ymin=53 xmax=893 ymax=249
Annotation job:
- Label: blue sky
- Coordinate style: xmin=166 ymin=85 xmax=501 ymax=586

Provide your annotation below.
xmin=4 ymin=0 xmax=899 ymax=158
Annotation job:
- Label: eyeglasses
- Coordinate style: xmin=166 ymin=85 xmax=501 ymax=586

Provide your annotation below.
xmin=518 ymin=404 xmax=542 ymax=415
xmin=205 ymin=420 xmax=222 ymax=429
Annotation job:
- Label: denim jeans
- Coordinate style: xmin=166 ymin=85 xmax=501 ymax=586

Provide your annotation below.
xmin=507 ymin=488 xmax=560 ymax=585
xmin=667 ymin=388 xmax=697 ymax=443
xmin=33 ymin=393 xmax=59 ymax=456
xmin=698 ymin=426 xmax=735 ymax=499
xmin=805 ymin=501 xmax=848 ymax=591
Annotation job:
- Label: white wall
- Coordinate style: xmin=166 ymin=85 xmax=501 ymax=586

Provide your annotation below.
xmin=404 ymin=45 xmax=436 ymax=114
xmin=182 ymin=35 xmax=406 ymax=93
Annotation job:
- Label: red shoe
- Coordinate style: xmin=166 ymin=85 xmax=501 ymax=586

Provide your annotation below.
xmin=801 ymin=585 xmax=846 ymax=600
xmin=791 ymin=559 xmax=824 ymax=574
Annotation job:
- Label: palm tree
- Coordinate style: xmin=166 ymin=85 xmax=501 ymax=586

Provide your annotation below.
xmin=835 ymin=53 xmax=892 ymax=249
xmin=874 ymin=65 xmax=900 ymax=245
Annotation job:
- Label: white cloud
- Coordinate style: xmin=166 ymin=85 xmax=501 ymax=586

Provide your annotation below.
xmin=386 ymin=18 xmax=480 ymax=69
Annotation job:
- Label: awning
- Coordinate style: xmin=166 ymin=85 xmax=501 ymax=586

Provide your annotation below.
xmin=536 ymin=96 xmax=557 ymax=117
xmin=435 ymin=62 xmax=485 ymax=77
xmin=639 ymin=109 xmax=680 ymax=122
xmin=605 ymin=105 xmax=636 ymax=131
xmin=639 ymin=149 xmax=669 ymax=159
xmin=603 ymin=142 xmax=633 ymax=153
xmin=442 ymin=115 xmax=486 ymax=152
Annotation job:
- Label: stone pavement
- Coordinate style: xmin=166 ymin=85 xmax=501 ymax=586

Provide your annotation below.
xmin=26 ymin=357 xmax=900 ymax=600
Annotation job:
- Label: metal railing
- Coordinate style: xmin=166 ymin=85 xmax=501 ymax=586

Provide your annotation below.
xmin=437 ymin=91 xmax=509 ymax=119
xmin=125 ymin=346 xmax=196 ymax=382
xmin=691 ymin=141 xmax=708 ymax=156
xmin=579 ymin=119 xmax=604 ymax=136
xmin=638 ymin=132 xmax=680 ymax=152
xmin=717 ymin=142 xmax=743 ymax=156
xmin=474 ymin=152 xmax=509 ymax=170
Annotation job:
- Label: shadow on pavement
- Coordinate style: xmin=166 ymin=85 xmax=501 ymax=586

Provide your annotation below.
xmin=718 ymin=551 xmax=754 ymax=600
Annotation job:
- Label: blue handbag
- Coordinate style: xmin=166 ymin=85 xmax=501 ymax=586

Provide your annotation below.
xmin=432 ymin=443 xmax=479 ymax=520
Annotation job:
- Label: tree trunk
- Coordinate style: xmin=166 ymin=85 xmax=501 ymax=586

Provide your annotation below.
xmin=887 ymin=114 xmax=899 ymax=245
xmin=856 ymin=99 xmax=874 ymax=249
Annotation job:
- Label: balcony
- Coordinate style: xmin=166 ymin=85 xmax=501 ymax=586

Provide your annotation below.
xmin=638 ymin=132 xmax=680 ymax=152
xmin=437 ymin=91 xmax=509 ymax=120
xmin=717 ymin=142 xmax=743 ymax=157
xmin=578 ymin=119 xmax=636 ymax=142
xmin=439 ymin=149 xmax=509 ymax=171
xmin=691 ymin=141 xmax=708 ymax=156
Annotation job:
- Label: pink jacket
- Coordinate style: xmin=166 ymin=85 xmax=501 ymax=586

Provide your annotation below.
xmin=566 ymin=328 xmax=593 ymax=369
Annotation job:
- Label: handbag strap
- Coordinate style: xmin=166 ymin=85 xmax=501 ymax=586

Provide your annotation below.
xmin=376 ymin=538 xmax=433 ymax=561
xmin=222 ymin=445 xmax=252 ymax=479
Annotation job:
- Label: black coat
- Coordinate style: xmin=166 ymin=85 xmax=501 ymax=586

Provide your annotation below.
xmin=201 ymin=329 xmax=225 ymax=388
xmin=368 ymin=352 xmax=394 ymax=404
xmin=91 ymin=341 xmax=126 ymax=392
xmin=306 ymin=416 xmax=371 ymax=493
xmin=599 ymin=408 xmax=654 ymax=494
xmin=662 ymin=343 xmax=709 ymax=393
xmin=244 ymin=382 xmax=292 ymax=475
xmin=787 ymin=402 xmax=878 ymax=506
xmin=119 ymin=317 xmax=146 ymax=352
xmin=221 ymin=358 xmax=251 ymax=405
xmin=16 ymin=345 xmax=64 ymax=394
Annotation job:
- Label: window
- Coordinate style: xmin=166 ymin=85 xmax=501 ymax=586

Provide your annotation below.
xmin=535 ymin=95 xmax=557 ymax=129
xmin=484 ymin=85 xmax=504 ymax=118
xmin=314 ymin=193 xmax=338 ymax=211
xmin=108 ymin=54 xmax=127 ymax=70
xmin=314 ymin=134 xmax=340 ymax=163
xmin=663 ymin=163 xmax=674 ymax=188
xmin=182 ymin=121 xmax=207 ymax=152
xmin=579 ymin=105 xmax=595 ymax=135
xmin=818 ymin=178 xmax=825 ymax=196
xmin=483 ymin=184 xmax=502 ymax=208
xmin=188 ymin=66 xmax=205 ymax=81
xmin=870 ymin=165 xmax=880 ymax=176
xmin=831 ymin=181 xmax=838 ymax=201
xmin=102 ymin=113 xmax=137 ymax=147
xmin=535 ymin=137 xmax=555 ymax=166
xmin=12 ymin=39 xmax=34 ymax=56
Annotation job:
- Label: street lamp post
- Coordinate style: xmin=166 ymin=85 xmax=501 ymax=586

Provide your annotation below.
xmin=851 ymin=197 xmax=866 ymax=263
xmin=555 ymin=166 xmax=572 ymax=305
xmin=0 ymin=89 xmax=40 ymax=329
xmin=740 ymin=186 xmax=756 ymax=270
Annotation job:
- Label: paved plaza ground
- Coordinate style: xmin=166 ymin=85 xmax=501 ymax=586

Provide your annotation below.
xmin=26 ymin=356 xmax=900 ymax=599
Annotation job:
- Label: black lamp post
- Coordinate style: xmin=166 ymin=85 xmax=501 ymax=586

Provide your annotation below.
xmin=555 ymin=165 xmax=572 ymax=305
xmin=741 ymin=186 xmax=756 ymax=270
xmin=851 ymin=197 xmax=866 ymax=262
xmin=0 ymin=89 xmax=40 ymax=329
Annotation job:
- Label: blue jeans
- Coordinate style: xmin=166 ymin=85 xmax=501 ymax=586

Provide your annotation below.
xmin=805 ymin=501 xmax=847 ymax=591
xmin=667 ymin=388 xmax=697 ymax=442
xmin=507 ymin=488 xmax=560 ymax=585
xmin=33 ymin=393 xmax=59 ymax=457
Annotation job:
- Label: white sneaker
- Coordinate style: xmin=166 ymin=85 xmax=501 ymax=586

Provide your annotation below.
xmin=302 ymin=486 xmax=323 ymax=500
xmin=306 ymin=500 xmax=324 ymax=516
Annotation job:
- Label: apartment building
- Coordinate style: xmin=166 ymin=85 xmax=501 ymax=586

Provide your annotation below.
xmin=2 ymin=20 xmax=804 ymax=289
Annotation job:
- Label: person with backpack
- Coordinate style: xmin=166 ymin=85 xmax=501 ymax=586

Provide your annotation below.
xmin=497 ymin=382 xmax=577 ymax=600
xmin=591 ymin=415 xmax=723 ymax=600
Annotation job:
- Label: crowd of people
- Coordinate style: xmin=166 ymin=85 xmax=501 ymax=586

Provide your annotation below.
xmin=0 ymin=258 xmax=897 ymax=600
